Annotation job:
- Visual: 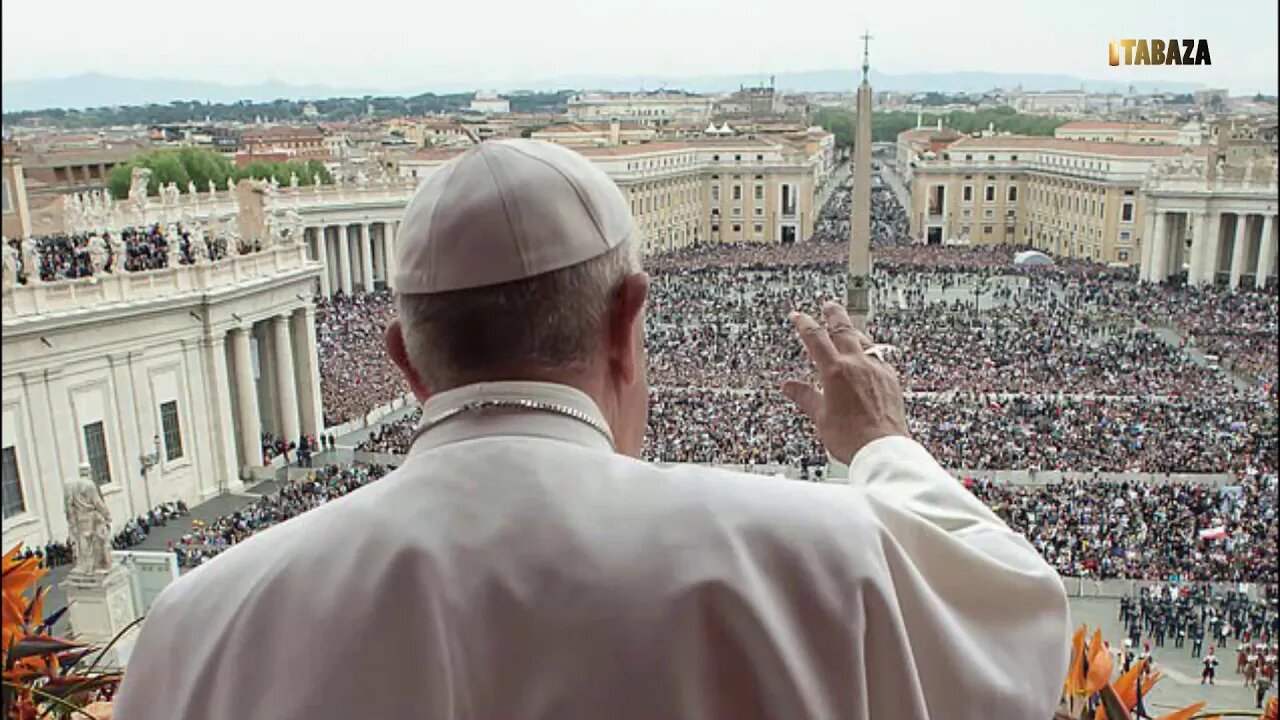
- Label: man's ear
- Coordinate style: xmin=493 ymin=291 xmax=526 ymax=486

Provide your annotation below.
xmin=609 ymin=272 xmax=649 ymax=385
xmin=385 ymin=318 xmax=432 ymax=402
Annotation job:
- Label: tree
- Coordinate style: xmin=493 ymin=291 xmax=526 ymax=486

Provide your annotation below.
xmin=814 ymin=107 xmax=855 ymax=149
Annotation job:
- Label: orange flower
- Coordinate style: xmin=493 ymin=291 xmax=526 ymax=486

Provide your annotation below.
xmin=1152 ymin=701 xmax=1204 ymax=720
xmin=1085 ymin=636 xmax=1114 ymax=695
xmin=1065 ymin=625 xmax=1087 ymax=696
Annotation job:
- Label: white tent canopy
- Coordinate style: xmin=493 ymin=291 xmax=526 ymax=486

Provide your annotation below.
xmin=1013 ymin=250 xmax=1054 ymax=266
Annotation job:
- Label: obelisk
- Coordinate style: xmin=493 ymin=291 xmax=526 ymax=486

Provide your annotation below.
xmin=847 ymin=31 xmax=874 ymax=330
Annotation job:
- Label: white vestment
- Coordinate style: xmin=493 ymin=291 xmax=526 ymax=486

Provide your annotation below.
xmin=114 ymin=381 xmax=1069 ymax=720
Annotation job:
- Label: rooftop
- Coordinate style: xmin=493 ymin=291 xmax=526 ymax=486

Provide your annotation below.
xmin=944 ymin=136 xmax=1205 ymax=158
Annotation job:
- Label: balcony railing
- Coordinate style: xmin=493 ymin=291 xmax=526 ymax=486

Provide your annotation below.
xmin=3 ymin=243 xmax=316 ymax=321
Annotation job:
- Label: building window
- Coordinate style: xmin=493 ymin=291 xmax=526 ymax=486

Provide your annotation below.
xmin=983 ymin=209 xmax=994 ymax=219
xmin=985 ymin=185 xmax=996 ymax=202
xmin=732 ymin=207 xmax=741 ymax=217
xmin=983 ymin=225 xmax=993 ymax=234
xmin=1008 ymin=186 xmax=1018 ymax=202
xmin=754 ymin=223 xmax=763 ymax=233
xmin=753 ymin=207 xmax=763 ymax=216
xmin=711 ymin=224 xmax=720 ymax=233
xmin=754 ymin=185 xmax=764 ymax=200
xmin=734 ymin=154 xmax=741 ymax=162
xmin=83 ymin=421 xmax=112 ymax=486
xmin=965 ymin=154 xmax=973 ymax=161
xmin=987 ymin=155 xmax=995 ymax=161
xmin=2 ymin=447 xmax=24 ymax=520
xmin=1119 ymin=230 xmax=1132 ymax=243
xmin=732 ymin=224 xmax=741 ymax=232
xmin=962 ymin=209 xmax=971 ymax=218
xmin=713 ymin=155 xmax=720 ymax=162
xmin=160 ymin=400 xmax=183 ymax=461
xmin=1010 ymin=155 xmax=1018 ymax=161
xmin=732 ymin=185 xmax=742 ymax=201
xmin=756 ymin=155 xmax=763 ymax=161
xmin=1121 ymin=201 xmax=1134 ymax=223
xmin=963 ymin=185 xmax=973 ymax=203
xmin=1118 ymin=250 xmax=1129 ymax=261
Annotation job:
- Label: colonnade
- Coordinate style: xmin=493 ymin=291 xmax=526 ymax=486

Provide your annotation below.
xmin=211 ymin=306 xmax=324 ymax=475
xmin=302 ymin=220 xmax=400 ymax=297
xmin=1141 ymin=209 xmax=1277 ymax=290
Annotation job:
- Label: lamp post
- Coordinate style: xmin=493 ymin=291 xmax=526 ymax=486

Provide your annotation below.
xmin=139 ymin=434 xmax=160 ymax=511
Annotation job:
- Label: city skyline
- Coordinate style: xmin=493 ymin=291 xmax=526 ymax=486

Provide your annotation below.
xmin=2 ymin=0 xmax=1276 ymax=97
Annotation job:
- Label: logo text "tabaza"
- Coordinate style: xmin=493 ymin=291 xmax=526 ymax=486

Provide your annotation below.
xmin=1109 ymin=39 xmax=1211 ymax=66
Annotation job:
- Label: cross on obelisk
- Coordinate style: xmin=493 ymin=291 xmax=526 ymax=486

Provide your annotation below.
xmin=860 ymin=32 xmax=873 ymax=83
xmin=847 ymin=30 xmax=874 ymax=330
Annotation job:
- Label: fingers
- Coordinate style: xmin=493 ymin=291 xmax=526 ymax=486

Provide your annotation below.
xmin=823 ymin=302 xmax=865 ymax=354
xmin=789 ymin=311 xmax=839 ymax=370
xmin=781 ymin=380 xmax=823 ymax=421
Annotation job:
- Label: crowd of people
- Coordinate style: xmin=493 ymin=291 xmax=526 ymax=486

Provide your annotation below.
xmin=110 ymin=501 xmax=191 ymax=551
xmin=167 ymin=464 xmax=390 ymax=568
xmin=8 ymin=224 xmax=237 ymax=283
xmin=355 ymin=408 xmax=422 ymax=454
xmin=315 ymin=290 xmax=409 ymax=427
xmin=969 ymin=470 xmax=1277 ymax=582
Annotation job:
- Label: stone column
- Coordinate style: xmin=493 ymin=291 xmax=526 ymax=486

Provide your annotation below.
xmin=230 ymin=325 xmax=262 ymax=474
xmin=204 ymin=330 xmax=243 ymax=494
xmin=1190 ymin=211 xmax=1218 ymax=286
xmin=1139 ymin=210 xmax=1157 ymax=281
xmin=371 ymin=224 xmax=386 ymax=283
xmin=1256 ymin=214 xmax=1275 ymax=289
xmin=1148 ymin=212 xmax=1168 ymax=283
xmin=271 ymin=315 xmax=300 ymax=447
xmin=314 ymin=228 xmax=331 ymax=297
xmin=359 ymin=223 xmax=375 ymax=291
xmin=1230 ymin=213 xmax=1250 ymax=289
xmin=335 ymin=224 xmax=353 ymax=296
xmin=382 ymin=221 xmax=396 ymax=289
xmin=291 ymin=306 xmax=324 ymax=439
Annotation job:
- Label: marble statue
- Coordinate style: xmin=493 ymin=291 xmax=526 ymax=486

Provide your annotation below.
xmin=87 ymin=235 xmax=109 ymax=275
xmin=109 ymin=234 xmax=127 ymax=273
xmin=20 ymin=237 xmax=40 ymax=284
xmin=2 ymin=240 xmax=18 ymax=289
xmin=65 ymin=462 xmax=112 ymax=574
xmin=188 ymin=180 xmax=198 ymax=197
xmin=189 ymin=230 xmax=209 ymax=264
xmin=313 ymin=172 xmax=321 ymax=187
xmin=208 ymin=179 xmax=218 ymax=196
xmin=355 ymin=171 xmax=369 ymax=188
xmin=290 ymin=172 xmax=299 ymax=189
xmin=128 ymin=167 xmax=152 ymax=205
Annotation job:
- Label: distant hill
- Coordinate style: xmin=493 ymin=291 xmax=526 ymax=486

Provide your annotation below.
xmin=2 ymin=70 xmax=1206 ymax=114
xmin=1 ymin=73 xmax=377 ymax=113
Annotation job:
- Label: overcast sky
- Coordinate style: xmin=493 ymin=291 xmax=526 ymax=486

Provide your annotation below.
xmin=3 ymin=0 xmax=1276 ymax=95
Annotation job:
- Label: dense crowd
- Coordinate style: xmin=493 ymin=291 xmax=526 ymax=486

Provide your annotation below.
xmin=110 ymin=501 xmax=191 ymax=550
xmin=168 ymin=464 xmax=390 ymax=568
xmin=354 ymin=408 xmax=422 ymax=454
xmin=7 ymin=225 xmax=239 ymax=283
xmin=971 ymin=469 xmax=1277 ymax=582
xmin=315 ymin=290 xmax=409 ymax=427
xmin=810 ymin=179 xmax=910 ymax=249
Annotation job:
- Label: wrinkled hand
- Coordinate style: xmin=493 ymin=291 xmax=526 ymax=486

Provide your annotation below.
xmin=781 ymin=302 xmax=909 ymax=465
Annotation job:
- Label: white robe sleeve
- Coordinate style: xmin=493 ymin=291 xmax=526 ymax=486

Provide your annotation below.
xmin=846 ymin=435 xmax=1072 ymax=719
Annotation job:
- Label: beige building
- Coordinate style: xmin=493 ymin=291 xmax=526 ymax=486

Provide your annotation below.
xmin=2 ymin=152 xmax=33 ymax=238
xmin=530 ymin=121 xmax=657 ymax=148
xmin=908 ymin=135 xmax=1204 ymax=263
xmin=396 ymin=134 xmax=834 ymax=254
xmin=1054 ymin=121 xmax=1181 ymax=144
xmin=567 ymin=92 xmax=715 ymax=125
xmin=2 ymin=243 xmax=325 ymax=548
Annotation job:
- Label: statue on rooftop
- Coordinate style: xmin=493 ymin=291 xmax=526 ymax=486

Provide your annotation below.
xmin=87 ymin=234 xmax=109 ymax=275
xmin=2 ymin=240 xmax=18 ymax=290
xmin=20 ymin=237 xmax=41 ymax=285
